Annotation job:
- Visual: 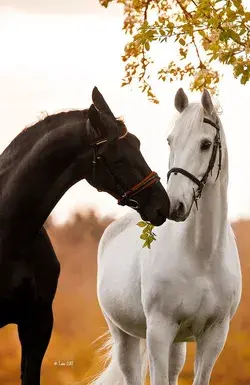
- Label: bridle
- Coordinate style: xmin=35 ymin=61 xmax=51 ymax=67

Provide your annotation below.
xmin=90 ymin=125 xmax=160 ymax=210
xmin=167 ymin=117 xmax=222 ymax=210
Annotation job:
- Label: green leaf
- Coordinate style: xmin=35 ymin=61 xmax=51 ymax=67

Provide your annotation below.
xmin=137 ymin=221 xmax=147 ymax=227
xmin=240 ymin=74 xmax=249 ymax=85
xmin=143 ymin=239 xmax=151 ymax=249
xmin=228 ymin=29 xmax=240 ymax=42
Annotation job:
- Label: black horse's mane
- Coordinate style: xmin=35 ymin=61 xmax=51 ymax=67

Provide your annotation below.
xmin=0 ymin=109 xmax=126 ymax=186
xmin=0 ymin=110 xmax=88 ymax=185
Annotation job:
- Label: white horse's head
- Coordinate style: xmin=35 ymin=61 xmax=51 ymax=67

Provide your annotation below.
xmin=167 ymin=88 xmax=225 ymax=222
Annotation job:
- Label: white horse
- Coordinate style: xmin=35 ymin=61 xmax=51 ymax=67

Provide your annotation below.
xmin=91 ymin=89 xmax=242 ymax=385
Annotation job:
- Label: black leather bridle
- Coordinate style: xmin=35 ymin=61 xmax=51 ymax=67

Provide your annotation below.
xmin=167 ymin=117 xmax=222 ymax=209
xmin=90 ymin=126 xmax=160 ymax=210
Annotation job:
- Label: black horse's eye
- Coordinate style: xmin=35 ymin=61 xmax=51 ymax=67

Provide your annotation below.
xmin=200 ymin=139 xmax=212 ymax=151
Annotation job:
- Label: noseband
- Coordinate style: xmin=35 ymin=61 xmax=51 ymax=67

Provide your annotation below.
xmin=91 ymin=128 xmax=160 ymax=210
xmin=167 ymin=118 xmax=222 ymax=209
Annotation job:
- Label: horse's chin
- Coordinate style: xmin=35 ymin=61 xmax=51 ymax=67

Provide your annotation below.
xmin=150 ymin=215 xmax=166 ymax=227
xmin=140 ymin=213 xmax=166 ymax=227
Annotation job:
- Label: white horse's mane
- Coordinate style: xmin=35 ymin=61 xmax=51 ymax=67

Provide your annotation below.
xmin=165 ymin=98 xmax=223 ymax=140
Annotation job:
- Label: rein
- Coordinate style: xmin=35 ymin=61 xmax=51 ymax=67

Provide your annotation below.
xmin=167 ymin=117 xmax=222 ymax=209
xmin=90 ymin=127 xmax=160 ymax=210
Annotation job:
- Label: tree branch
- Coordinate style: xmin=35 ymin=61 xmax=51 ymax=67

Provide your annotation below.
xmin=175 ymin=0 xmax=192 ymax=19
xmin=192 ymin=36 xmax=205 ymax=69
xmin=140 ymin=0 xmax=152 ymax=81
xmin=143 ymin=0 xmax=151 ymax=23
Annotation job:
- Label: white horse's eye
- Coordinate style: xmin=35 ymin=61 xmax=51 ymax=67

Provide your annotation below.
xmin=200 ymin=139 xmax=212 ymax=152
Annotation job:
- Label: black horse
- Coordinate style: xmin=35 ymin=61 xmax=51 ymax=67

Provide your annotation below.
xmin=0 ymin=87 xmax=169 ymax=384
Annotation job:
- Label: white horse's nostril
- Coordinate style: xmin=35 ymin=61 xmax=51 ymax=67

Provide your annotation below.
xmin=169 ymin=200 xmax=186 ymax=221
xmin=176 ymin=201 xmax=185 ymax=216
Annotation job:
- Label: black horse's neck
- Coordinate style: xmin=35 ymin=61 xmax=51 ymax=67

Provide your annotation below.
xmin=0 ymin=111 xmax=92 ymax=254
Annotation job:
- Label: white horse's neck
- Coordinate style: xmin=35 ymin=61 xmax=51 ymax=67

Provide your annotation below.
xmin=185 ymin=149 xmax=229 ymax=260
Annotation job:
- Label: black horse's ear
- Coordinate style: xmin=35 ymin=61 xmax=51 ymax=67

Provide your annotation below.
xmin=87 ymin=104 xmax=102 ymax=138
xmin=91 ymin=87 xmax=119 ymax=140
xmin=92 ymin=86 xmax=115 ymax=117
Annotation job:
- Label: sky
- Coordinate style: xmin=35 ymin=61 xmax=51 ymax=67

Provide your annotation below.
xmin=0 ymin=0 xmax=250 ymax=224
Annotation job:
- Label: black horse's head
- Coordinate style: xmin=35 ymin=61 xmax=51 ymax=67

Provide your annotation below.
xmin=83 ymin=87 xmax=170 ymax=226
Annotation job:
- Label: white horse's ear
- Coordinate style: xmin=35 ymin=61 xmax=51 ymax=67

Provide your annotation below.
xmin=174 ymin=88 xmax=189 ymax=113
xmin=201 ymin=89 xmax=214 ymax=116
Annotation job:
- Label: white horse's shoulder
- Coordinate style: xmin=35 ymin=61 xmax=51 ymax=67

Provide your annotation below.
xmin=98 ymin=211 xmax=141 ymax=257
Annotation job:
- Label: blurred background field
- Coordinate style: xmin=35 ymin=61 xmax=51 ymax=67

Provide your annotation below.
xmin=0 ymin=210 xmax=249 ymax=385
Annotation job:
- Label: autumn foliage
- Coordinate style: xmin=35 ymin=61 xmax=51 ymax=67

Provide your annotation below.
xmin=100 ymin=0 xmax=250 ymax=103
xmin=0 ymin=210 xmax=249 ymax=384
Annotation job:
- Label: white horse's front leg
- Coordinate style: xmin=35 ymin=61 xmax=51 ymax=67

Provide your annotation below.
xmin=193 ymin=319 xmax=230 ymax=385
xmin=147 ymin=312 xmax=179 ymax=385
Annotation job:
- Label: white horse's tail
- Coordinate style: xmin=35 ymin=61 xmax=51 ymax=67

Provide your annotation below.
xmin=89 ymin=331 xmax=148 ymax=385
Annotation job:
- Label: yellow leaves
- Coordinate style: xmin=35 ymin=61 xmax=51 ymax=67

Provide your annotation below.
xmin=139 ymin=80 xmax=159 ymax=104
xmin=245 ymin=11 xmax=250 ymax=21
xmin=137 ymin=221 xmax=156 ymax=249
xmin=158 ymin=61 xmax=196 ymax=84
xmin=99 ymin=0 xmax=250 ymax=101
xmin=179 ymin=37 xmax=186 ymax=46
xmin=179 ymin=46 xmax=188 ymax=59
xmin=232 ymin=59 xmax=250 ymax=84
xmin=99 ymin=0 xmax=110 ymax=7
xmin=240 ymin=73 xmax=250 ymax=85
xmin=190 ymin=67 xmax=220 ymax=94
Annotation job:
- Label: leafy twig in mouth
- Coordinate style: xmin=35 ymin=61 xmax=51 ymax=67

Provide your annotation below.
xmin=137 ymin=221 xmax=156 ymax=249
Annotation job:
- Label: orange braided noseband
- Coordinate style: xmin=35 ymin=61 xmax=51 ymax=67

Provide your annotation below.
xmin=117 ymin=171 xmax=160 ymax=206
